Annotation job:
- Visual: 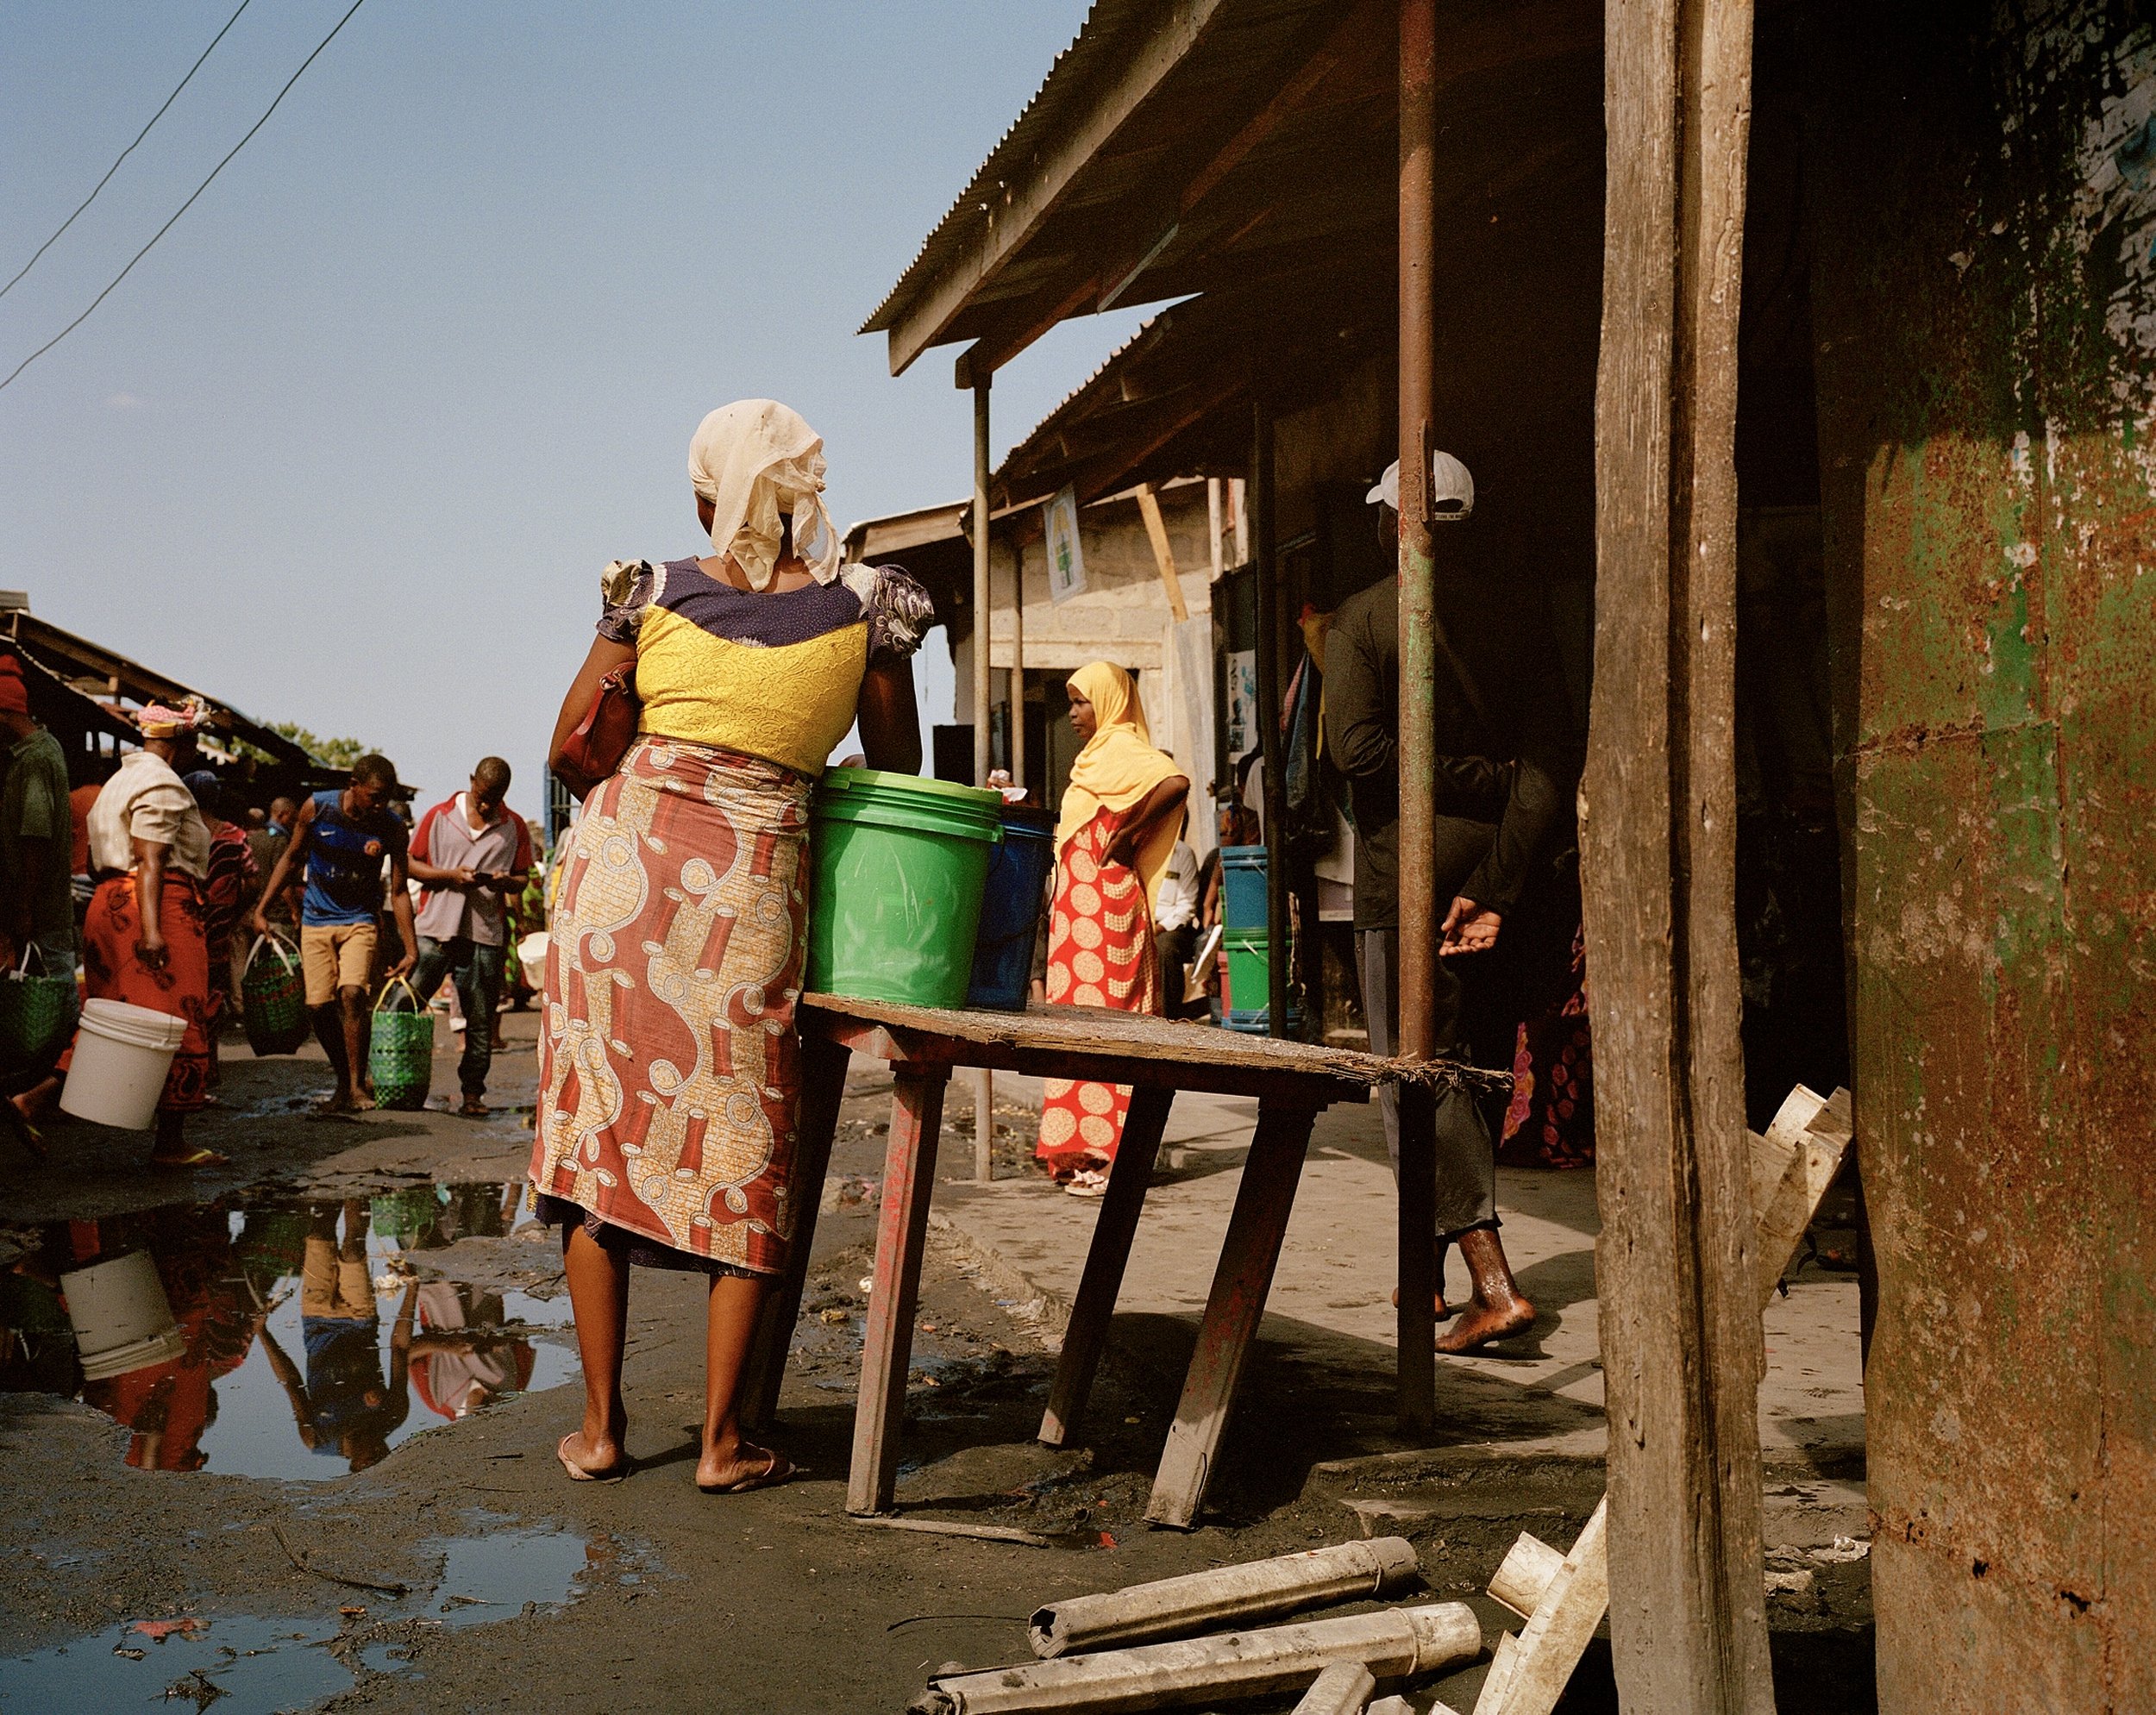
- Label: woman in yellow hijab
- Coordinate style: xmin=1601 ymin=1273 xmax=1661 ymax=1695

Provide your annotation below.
xmin=1036 ymin=663 xmax=1188 ymax=1193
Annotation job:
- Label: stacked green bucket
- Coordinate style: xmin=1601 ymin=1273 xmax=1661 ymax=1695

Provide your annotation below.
xmin=368 ymin=977 xmax=435 ymax=1111
xmin=805 ymin=768 xmax=1003 ymax=1010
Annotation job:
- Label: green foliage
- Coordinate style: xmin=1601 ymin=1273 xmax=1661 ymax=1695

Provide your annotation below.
xmin=268 ymin=721 xmax=374 ymax=771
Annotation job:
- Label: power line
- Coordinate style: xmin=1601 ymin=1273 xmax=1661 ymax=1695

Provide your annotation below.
xmin=0 ymin=0 xmax=370 ymax=396
xmin=1 ymin=0 xmax=257 ymax=301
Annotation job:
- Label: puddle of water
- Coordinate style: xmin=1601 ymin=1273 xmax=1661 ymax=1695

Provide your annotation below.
xmin=0 ymin=1524 xmax=592 ymax=1712
xmin=0 ymin=1615 xmax=348 ymax=1715
xmin=0 ymin=1182 xmax=575 ymax=1478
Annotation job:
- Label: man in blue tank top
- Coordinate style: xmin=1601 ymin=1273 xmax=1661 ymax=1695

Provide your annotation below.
xmin=253 ymin=754 xmax=417 ymax=1111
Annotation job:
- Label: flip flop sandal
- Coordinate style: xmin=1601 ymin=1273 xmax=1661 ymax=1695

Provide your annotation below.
xmin=557 ymin=1433 xmax=631 ymax=1484
xmin=1064 ymin=1169 xmax=1110 ymax=1198
xmin=149 ymin=1145 xmax=230 ymax=1169
xmin=698 ymin=1450 xmax=797 ymax=1495
xmin=3 ymin=1105 xmax=46 ymax=1162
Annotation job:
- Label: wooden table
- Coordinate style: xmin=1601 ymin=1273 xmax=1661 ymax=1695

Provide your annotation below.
xmin=739 ymin=993 xmax=1498 ymax=1530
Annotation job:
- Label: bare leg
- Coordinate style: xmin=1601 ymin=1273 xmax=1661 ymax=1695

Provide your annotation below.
xmin=1437 ymin=1225 xmax=1537 ymax=1353
xmin=697 ymin=1271 xmax=789 ymax=1491
xmin=338 ymin=987 xmax=374 ymax=1110
xmin=1392 ymin=1236 xmax=1453 ymax=1318
xmin=312 ymin=1002 xmax=349 ymax=1098
xmin=560 ymin=1224 xmax=630 ymax=1475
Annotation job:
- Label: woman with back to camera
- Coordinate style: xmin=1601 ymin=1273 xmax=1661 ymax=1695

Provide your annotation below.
xmin=536 ymin=400 xmax=929 ymax=1492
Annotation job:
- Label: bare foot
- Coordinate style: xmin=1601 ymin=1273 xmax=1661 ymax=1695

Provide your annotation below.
xmin=1391 ymin=1285 xmax=1451 ymax=1319
xmin=1436 ymin=1291 xmax=1536 ymax=1353
xmin=696 ymin=1437 xmax=795 ymax=1493
xmin=556 ymin=1427 xmax=630 ymax=1482
xmin=458 ymin=1096 xmax=488 ymax=1117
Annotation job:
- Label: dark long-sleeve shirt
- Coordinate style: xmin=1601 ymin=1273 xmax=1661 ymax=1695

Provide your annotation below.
xmin=1323 ymin=560 xmax=1576 ymax=930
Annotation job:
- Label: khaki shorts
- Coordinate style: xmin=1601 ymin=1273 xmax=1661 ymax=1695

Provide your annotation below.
xmin=301 ymin=921 xmax=379 ymax=1006
xmin=302 ymin=1235 xmax=375 ymax=1320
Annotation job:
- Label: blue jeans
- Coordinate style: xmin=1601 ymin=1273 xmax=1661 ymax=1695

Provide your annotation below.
xmin=411 ymin=936 xmax=505 ymax=1098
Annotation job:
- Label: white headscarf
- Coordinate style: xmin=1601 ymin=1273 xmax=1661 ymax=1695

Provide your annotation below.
xmin=687 ymin=399 xmax=843 ymax=590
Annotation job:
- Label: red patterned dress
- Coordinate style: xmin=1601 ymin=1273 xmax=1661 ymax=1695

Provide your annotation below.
xmin=1034 ymin=807 xmax=1162 ymax=1174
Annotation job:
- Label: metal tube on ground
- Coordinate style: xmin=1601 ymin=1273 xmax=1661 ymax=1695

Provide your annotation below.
xmin=1293 ymin=1660 xmax=1376 ymax=1715
xmin=912 ymin=1602 xmax=1482 ymax=1714
xmin=1028 ymin=1537 xmax=1420 ymax=1657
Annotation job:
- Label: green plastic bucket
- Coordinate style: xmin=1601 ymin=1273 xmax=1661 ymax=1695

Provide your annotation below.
xmin=806 ymin=768 xmax=1003 ymax=1010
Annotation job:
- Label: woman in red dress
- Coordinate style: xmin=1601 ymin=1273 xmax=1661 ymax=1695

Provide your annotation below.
xmin=1034 ymin=663 xmax=1188 ymax=1195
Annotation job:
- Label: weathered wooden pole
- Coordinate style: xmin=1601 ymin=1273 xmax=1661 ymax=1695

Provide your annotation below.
xmin=1583 ymin=0 xmax=1770 ymax=1709
xmin=1252 ymin=397 xmax=1288 ymax=1038
xmin=1010 ymin=547 xmax=1025 ymax=793
xmin=972 ymin=375 xmax=995 ymax=1179
xmin=1393 ymin=0 xmax=1439 ymax=1436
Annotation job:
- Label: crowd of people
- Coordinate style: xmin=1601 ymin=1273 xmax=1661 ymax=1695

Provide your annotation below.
xmin=0 ymin=662 xmax=547 ymax=1156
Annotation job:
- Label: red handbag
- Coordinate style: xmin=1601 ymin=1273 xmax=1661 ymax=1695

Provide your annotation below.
xmin=557 ymin=665 xmax=640 ymax=798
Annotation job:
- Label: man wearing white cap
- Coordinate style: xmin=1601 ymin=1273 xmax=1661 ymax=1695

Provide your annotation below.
xmin=1325 ymin=449 xmax=1575 ymax=1352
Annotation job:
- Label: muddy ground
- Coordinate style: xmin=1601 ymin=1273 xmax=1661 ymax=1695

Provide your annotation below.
xmin=1 ymin=1014 xmax=1875 ymax=1713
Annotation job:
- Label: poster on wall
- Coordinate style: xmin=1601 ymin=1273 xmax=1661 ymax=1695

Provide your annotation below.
xmin=1224 ymin=648 xmax=1257 ymax=758
xmin=1044 ymin=486 xmax=1087 ymax=604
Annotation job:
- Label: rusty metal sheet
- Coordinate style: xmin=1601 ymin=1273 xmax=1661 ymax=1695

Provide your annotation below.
xmin=1806 ymin=3 xmax=2156 ymax=1707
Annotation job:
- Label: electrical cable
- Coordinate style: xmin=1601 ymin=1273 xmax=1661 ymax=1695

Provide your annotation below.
xmin=1 ymin=0 xmax=257 ymax=301
xmin=0 ymin=0 xmax=368 ymax=396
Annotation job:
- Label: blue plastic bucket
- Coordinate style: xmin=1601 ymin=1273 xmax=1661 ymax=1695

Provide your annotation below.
xmin=1219 ymin=845 xmax=1269 ymax=931
xmin=965 ymin=805 xmax=1056 ymax=1011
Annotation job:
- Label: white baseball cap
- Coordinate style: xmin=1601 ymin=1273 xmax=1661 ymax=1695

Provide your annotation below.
xmin=1366 ymin=450 xmax=1475 ymax=519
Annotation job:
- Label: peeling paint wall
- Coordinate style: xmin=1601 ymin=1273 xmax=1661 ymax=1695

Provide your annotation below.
xmin=1806 ymin=3 xmax=2156 ymax=1707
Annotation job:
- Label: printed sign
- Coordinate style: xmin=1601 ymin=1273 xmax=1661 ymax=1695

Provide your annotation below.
xmin=1044 ymin=486 xmax=1087 ymax=604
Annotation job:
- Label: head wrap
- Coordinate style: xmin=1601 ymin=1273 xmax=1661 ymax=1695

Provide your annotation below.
xmin=687 ymin=399 xmax=843 ymax=591
xmin=136 ymin=698 xmax=208 ymax=739
xmin=1059 ymin=663 xmax=1187 ymax=909
xmin=0 ymin=655 xmax=28 ymax=717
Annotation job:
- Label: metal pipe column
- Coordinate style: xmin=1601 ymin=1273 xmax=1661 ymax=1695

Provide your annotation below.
xmin=972 ymin=378 xmax=994 ymax=1180
xmin=1252 ymin=399 xmax=1288 ymax=1038
xmin=1394 ymin=0 xmax=1440 ymax=1432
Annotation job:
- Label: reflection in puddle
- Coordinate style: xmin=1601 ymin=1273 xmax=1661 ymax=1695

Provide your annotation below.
xmin=0 ymin=1182 xmax=574 ymax=1478
xmin=0 ymin=1525 xmax=592 ymax=1713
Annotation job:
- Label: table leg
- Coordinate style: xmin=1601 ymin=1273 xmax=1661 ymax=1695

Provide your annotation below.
xmin=847 ymin=1061 xmax=950 ymax=1515
xmin=1038 ymin=1084 xmax=1174 ymax=1447
xmin=1143 ymin=1098 xmax=1317 ymax=1529
xmin=1395 ymin=1080 xmax=1438 ymax=1433
xmin=741 ymin=1033 xmax=850 ymax=1434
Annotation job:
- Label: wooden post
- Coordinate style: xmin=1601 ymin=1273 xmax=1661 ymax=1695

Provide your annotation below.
xmin=1010 ymin=545 xmax=1026 ymax=793
xmin=1252 ymin=400 xmax=1288 ymax=1038
xmin=973 ymin=376 xmax=995 ymax=1181
xmin=848 ymin=1062 xmax=951 ymax=1515
xmin=1136 ymin=483 xmax=1192 ymax=623
xmin=1584 ymin=0 xmax=1769 ymax=1710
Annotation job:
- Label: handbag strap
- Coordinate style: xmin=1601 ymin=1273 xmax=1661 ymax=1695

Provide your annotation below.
xmin=241 ymin=929 xmax=300 ymax=980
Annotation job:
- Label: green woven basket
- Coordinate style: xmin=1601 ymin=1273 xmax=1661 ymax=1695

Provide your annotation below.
xmin=0 ymin=946 xmax=78 ymax=1076
xmin=368 ymin=977 xmax=435 ymax=1111
xmin=240 ymin=932 xmax=310 ymax=1057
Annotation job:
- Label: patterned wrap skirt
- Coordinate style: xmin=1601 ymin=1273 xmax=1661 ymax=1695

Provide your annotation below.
xmin=530 ymin=735 xmax=811 ymax=1276
xmin=71 ymin=871 xmax=213 ymax=1113
xmin=1034 ymin=807 xmax=1161 ymax=1173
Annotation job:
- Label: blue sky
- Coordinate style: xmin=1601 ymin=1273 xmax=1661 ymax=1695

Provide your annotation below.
xmin=0 ymin=1 xmax=1144 ymax=814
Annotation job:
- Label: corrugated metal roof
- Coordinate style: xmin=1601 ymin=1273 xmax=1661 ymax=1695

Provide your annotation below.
xmin=859 ymin=0 xmax=1157 ymax=337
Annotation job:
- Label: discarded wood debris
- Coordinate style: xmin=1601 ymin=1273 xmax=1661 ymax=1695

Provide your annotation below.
xmin=856 ymin=1516 xmax=1054 ymax=1548
xmin=1291 ymin=1658 xmax=1376 ymax=1714
xmin=908 ymin=1602 xmax=1481 ymax=1713
xmin=1029 ymin=1537 xmax=1420 ymax=1658
xmin=1470 ymin=1086 xmax=1854 ymax=1715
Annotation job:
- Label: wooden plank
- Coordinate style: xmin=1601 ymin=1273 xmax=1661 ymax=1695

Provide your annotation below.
xmin=882 ymin=0 xmax=1233 ymax=375
xmin=847 ymin=1064 xmax=950 ymax=1515
xmin=1144 ymin=1100 xmax=1318 ymax=1529
xmin=1581 ymin=0 xmax=1767 ymax=1706
xmin=1134 ymin=485 xmax=1192 ymax=623
xmin=740 ymin=1034 xmax=850 ymax=1433
xmin=1039 ymin=1085 xmax=1175 ymax=1447
xmin=798 ymin=992 xmax=1496 ymax=1105
xmin=1476 ymin=1500 xmax=1611 ymax=1715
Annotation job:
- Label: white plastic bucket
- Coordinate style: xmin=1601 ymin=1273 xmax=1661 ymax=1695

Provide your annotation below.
xmin=60 ymin=998 xmax=190 ymax=1130
xmin=517 ymin=930 xmax=549 ymax=973
xmin=60 ymin=1251 xmax=187 ymax=1380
